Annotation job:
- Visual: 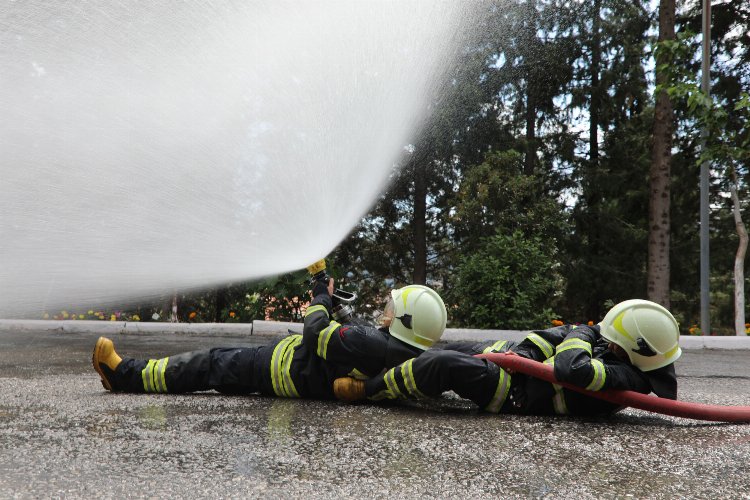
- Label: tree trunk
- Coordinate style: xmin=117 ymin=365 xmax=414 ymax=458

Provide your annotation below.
xmin=730 ymin=168 xmax=748 ymax=336
xmin=214 ymin=285 xmax=230 ymax=323
xmin=523 ymin=0 xmax=538 ymax=176
xmin=587 ymin=0 xmax=602 ymax=320
xmin=413 ymin=161 xmax=427 ymax=285
xmin=647 ymin=0 xmax=675 ymax=308
xmin=170 ymin=293 xmax=179 ymax=323
xmin=590 ymin=0 xmax=601 ymax=169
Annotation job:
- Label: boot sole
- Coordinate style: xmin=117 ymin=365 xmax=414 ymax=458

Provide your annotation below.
xmin=92 ymin=337 xmax=113 ymax=391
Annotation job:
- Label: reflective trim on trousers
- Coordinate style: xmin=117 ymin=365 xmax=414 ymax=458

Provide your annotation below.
xmin=484 ymin=368 xmax=511 ymax=414
xmin=544 ymin=357 xmax=569 ymax=415
xmin=141 ymin=357 xmax=169 ymax=393
xmin=270 ymin=335 xmax=302 ymax=398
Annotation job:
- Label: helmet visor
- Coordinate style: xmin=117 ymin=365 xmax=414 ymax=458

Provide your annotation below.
xmin=379 ymin=296 xmax=395 ymax=327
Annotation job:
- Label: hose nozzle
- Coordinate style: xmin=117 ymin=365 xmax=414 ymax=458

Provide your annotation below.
xmin=305 ymin=258 xmax=357 ymax=323
xmin=306 ymin=259 xmax=327 ymax=281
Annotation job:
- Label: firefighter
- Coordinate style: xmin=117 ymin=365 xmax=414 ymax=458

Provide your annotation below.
xmin=333 ymin=299 xmax=681 ymax=416
xmin=92 ymin=280 xmax=447 ymax=400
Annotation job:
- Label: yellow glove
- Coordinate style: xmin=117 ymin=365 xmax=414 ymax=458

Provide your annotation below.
xmin=333 ymin=377 xmax=365 ymax=402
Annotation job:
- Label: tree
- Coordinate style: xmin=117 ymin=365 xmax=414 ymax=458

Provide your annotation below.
xmin=449 ymin=230 xmax=558 ymax=329
xmin=449 ymin=150 xmax=567 ymax=326
xmin=648 ymin=0 xmax=676 ymax=308
xmin=564 ymin=0 xmax=653 ymax=320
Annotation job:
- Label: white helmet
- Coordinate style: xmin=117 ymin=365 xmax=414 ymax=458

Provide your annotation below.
xmin=387 ymin=285 xmax=447 ymax=350
xmin=599 ymin=299 xmax=682 ymax=372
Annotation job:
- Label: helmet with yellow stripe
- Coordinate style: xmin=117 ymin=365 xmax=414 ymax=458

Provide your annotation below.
xmin=599 ymin=299 xmax=681 ymax=372
xmin=385 ymin=285 xmax=447 ymax=350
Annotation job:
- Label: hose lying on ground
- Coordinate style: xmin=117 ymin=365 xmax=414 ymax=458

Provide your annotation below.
xmin=477 ymin=352 xmax=750 ymax=423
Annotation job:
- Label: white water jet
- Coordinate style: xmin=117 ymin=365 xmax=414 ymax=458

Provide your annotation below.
xmin=0 ymin=1 xmax=479 ymax=317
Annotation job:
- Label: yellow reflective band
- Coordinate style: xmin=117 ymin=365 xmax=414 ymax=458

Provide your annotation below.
xmin=305 ymin=304 xmax=329 ymax=318
xmin=483 ymin=340 xmax=508 ymax=354
xmin=270 ymin=336 xmax=294 ymax=397
xmin=527 ymin=333 xmax=554 ymax=359
xmin=141 ymin=360 xmax=156 ymax=392
xmin=484 ymin=369 xmax=511 ymax=414
xmin=400 ymin=287 xmax=414 ymax=308
xmin=270 ymin=335 xmax=303 ymax=398
xmin=556 ymin=338 xmax=592 ymax=356
xmin=543 ymin=356 xmax=568 ymax=414
xmin=370 ymin=387 xmax=395 ymax=401
xmin=401 ymin=360 xmax=426 ymax=398
xmin=552 ymin=385 xmax=568 ymax=414
xmin=348 ymin=368 xmax=369 ymax=380
xmin=159 ymin=357 xmax=169 ymax=393
xmin=153 ymin=358 xmax=165 ymax=393
xmin=384 ymin=367 xmax=404 ymax=399
xmin=664 ymin=344 xmax=679 ymax=358
xmin=613 ymin=312 xmax=636 ymax=342
xmin=150 ymin=360 xmax=158 ymax=393
xmin=586 ymin=359 xmax=607 ymax=391
xmin=412 ymin=335 xmax=432 ymax=347
xmin=281 ymin=337 xmax=301 ymax=398
xmin=317 ymin=321 xmax=340 ymax=360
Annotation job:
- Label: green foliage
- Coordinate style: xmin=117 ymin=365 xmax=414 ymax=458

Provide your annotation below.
xmin=448 ymin=230 xmax=558 ymax=329
xmin=452 ymin=150 xmax=569 ymax=248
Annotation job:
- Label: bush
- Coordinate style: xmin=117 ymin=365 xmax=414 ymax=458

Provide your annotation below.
xmin=448 ymin=230 xmax=558 ymax=329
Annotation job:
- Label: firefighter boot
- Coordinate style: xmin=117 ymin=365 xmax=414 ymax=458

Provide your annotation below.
xmin=92 ymin=336 xmax=123 ymax=391
xmin=333 ymin=377 xmax=365 ymax=402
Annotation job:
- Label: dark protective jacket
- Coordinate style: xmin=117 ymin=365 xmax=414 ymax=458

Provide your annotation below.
xmin=271 ymin=291 xmax=421 ymax=399
xmin=363 ymin=324 xmax=678 ymax=416
xmin=111 ymin=289 xmax=421 ymax=398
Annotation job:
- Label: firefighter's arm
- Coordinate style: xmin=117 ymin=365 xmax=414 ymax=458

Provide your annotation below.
xmin=510 ymin=326 xmax=570 ymax=361
xmin=554 ymin=327 xmax=653 ymax=394
xmin=552 ymin=325 xmax=651 ymax=394
xmin=302 ymin=280 xmax=335 ymax=349
xmin=314 ymin=324 xmax=389 ymax=372
xmin=551 ymin=326 xmax=607 ymax=390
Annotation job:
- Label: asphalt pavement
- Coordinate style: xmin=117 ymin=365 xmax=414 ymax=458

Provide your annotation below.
xmin=1 ymin=329 xmax=749 ymax=499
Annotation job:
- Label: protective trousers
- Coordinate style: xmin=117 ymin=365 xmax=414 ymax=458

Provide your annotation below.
xmin=364 ymin=350 xmax=513 ymax=413
xmin=112 ymin=347 xmax=268 ymax=395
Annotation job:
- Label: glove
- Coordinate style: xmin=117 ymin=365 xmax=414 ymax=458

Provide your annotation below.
xmin=333 ymin=377 xmax=365 ymax=402
xmin=312 ymin=279 xmax=330 ymax=297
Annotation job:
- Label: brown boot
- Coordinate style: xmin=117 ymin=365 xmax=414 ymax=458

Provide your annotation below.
xmin=333 ymin=377 xmax=365 ymax=402
xmin=92 ymin=337 xmax=123 ymax=391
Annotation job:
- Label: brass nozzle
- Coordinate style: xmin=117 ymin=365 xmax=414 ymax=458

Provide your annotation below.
xmin=306 ymin=259 xmax=327 ymax=276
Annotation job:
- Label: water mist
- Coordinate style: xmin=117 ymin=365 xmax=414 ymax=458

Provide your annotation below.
xmin=0 ymin=1 xmax=480 ymax=317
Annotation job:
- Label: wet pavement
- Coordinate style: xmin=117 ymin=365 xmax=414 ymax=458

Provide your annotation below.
xmin=1 ymin=329 xmax=750 ymax=499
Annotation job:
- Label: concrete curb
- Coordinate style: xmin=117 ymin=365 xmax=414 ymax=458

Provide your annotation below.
xmin=1 ymin=319 xmax=749 ymax=349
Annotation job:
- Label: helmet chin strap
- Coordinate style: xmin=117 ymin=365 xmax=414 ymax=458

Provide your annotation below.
xmin=395 ymin=314 xmax=413 ymax=329
xmin=632 ymin=338 xmax=657 ymax=357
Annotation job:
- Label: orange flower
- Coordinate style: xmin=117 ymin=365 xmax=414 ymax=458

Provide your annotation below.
xmin=552 ymin=319 xmax=564 ymax=327
xmin=229 ymin=311 xmax=236 ymax=318
xmin=189 ymin=312 xmax=197 ymax=320
xmin=587 ymin=320 xmax=594 ymax=326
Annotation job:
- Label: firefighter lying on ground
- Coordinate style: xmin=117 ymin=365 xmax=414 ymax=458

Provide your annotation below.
xmin=333 ymin=300 xmax=681 ymax=416
xmin=92 ymin=279 xmax=447 ymax=399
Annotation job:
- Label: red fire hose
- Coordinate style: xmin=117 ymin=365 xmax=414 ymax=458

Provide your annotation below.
xmin=477 ymin=352 xmax=750 ymax=422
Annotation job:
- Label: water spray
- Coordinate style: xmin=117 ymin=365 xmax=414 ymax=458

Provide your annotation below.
xmin=306 ymin=259 xmax=357 ymax=324
xmin=0 ymin=2 xmax=482 ymax=317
